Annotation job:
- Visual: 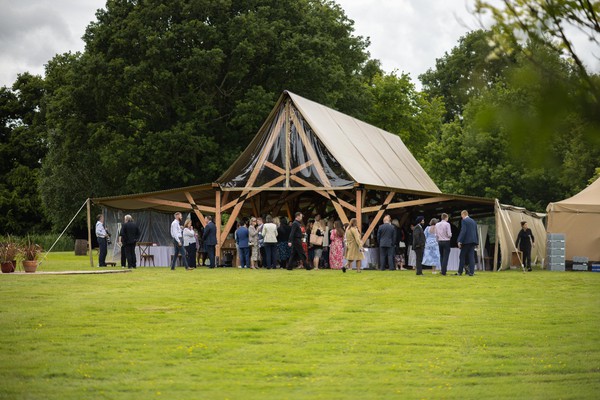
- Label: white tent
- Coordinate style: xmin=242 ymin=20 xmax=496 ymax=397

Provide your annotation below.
xmin=547 ymin=178 xmax=600 ymax=262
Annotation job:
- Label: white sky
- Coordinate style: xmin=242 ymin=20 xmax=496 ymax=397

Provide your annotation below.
xmin=0 ymin=0 xmax=598 ymax=89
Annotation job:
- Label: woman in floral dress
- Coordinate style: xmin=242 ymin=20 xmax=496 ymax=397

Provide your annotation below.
xmin=329 ymin=220 xmax=345 ymax=269
xmin=422 ymin=218 xmax=441 ymax=274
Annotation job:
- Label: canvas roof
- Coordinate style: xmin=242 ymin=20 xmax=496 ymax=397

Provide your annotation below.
xmin=216 ymin=91 xmax=441 ymax=193
xmin=547 ymin=177 xmax=600 ymax=212
xmin=92 ymin=184 xmax=214 ymax=212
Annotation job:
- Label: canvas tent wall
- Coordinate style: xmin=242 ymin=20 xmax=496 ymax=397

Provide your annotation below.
xmin=546 ymin=177 xmax=600 ymax=262
xmin=496 ymin=201 xmax=547 ymax=270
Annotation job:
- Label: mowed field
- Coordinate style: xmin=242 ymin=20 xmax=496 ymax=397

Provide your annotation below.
xmin=1 ymin=252 xmax=599 ymax=400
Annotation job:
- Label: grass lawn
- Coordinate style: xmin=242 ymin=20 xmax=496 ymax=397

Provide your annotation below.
xmin=1 ymin=252 xmax=599 ymax=399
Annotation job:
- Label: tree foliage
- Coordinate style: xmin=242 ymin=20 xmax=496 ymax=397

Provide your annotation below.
xmin=474 ymin=0 xmax=600 ymax=101
xmin=422 ymin=39 xmax=600 ymax=210
xmin=419 ymin=30 xmax=516 ymax=122
xmin=363 ymin=71 xmax=445 ymax=160
xmin=39 ymin=0 xmax=375 ymax=229
xmin=0 ymin=73 xmax=51 ymax=234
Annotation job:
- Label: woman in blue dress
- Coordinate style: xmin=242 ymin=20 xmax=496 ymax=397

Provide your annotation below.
xmin=422 ymin=218 xmax=441 ymax=274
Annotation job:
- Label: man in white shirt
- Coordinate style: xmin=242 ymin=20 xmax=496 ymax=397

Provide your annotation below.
xmin=435 ymin=213 xmax=452 ymax=275
xmin=95 ymin=214 xmax=110 ymax=267
xmin=170 ymin=212 xmax=191 ymax=270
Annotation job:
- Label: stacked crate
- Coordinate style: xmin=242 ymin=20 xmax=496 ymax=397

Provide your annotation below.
xmin=572 ymin=256 xmax=589 ymax=271
xmin=546 ymin=233 xmax=565 ymax=271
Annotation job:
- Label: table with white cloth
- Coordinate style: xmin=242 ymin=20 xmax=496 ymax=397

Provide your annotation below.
xmin=342 ymin=248 xmax=379 ymax=269
xmin=135 ymin=245 xmax=179 ymax=267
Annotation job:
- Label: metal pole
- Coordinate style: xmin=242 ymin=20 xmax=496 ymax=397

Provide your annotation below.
xmin=87 ymin=198 xmax=94 ymax=268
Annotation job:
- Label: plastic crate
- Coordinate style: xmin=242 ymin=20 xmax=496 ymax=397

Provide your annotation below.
xmin=591 ymin=264 xmax=600 ymax=272
xmin=547 ymin=255 xmax=565 ymax=264
xmin=546 ymin=247 xmax=565 ymax=256
xmin=547 ymin=262 xmax=565 ymax=271
xmin=572 ymin=263 xmax=588 ymax=271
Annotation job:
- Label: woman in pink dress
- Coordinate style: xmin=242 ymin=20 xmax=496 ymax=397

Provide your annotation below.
xmin=329 ymin=220 xmax=345 ymax=269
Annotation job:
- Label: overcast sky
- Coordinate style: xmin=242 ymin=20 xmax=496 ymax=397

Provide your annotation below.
xmin=1 ymin=0 xmax=598 ymax=89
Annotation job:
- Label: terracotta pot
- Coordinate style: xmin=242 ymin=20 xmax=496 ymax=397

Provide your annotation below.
xmin=1 ymin=261 xmax=15 ymax=273
xmin=22 ymin=260 xmax=38 ymax=273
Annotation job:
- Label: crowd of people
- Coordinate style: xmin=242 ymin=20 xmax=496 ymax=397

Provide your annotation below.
xmin=95 ymin=208 xmax=500 ymax=275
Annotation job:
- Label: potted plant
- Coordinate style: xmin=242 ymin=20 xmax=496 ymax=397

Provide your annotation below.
xmin=0 ymin=236 xmax=19 ymax=273
xmin=20 ymin=237 xmax=43 ymax=273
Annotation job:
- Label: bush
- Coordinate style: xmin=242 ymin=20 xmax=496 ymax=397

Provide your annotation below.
xmin=0 ymin=234 xmax=75 ymax=252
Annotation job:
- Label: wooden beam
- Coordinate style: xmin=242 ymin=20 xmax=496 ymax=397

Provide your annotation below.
xmin=361 ymin=192 xmax=394 ymax=243
xmin=219 ymin=200 xmax=245 ymax=244
xmin=184 ymin=191 xmax=207 ymax=227
xmin=264 ymin=161 xmax=285 ymax=174
xmin=139 ymin=197 xmax=216 ymax=213
xmin=245 ymin=111 xmax=285 ymax=188
xmin=314 ymin=191 xmax=356 ymax=212
xmin=285 ymin=100 xmax=291 ymax=188
xmin=290 ymin=160 xmax=314 ymax=174
xmin=361 ymin=196 xmax=451 ymax=213
xmin=289 ymin=176 xmax=349 ymax=224
xmin=356 ymin=189 xmax=362 ymax=235
xmin=221 ymin=191 xmax=230 ymax=208
xmin=220 ymin=176 xmax=285 ymax=212
xmin=291 ymin=112 xmax=331 ymax=185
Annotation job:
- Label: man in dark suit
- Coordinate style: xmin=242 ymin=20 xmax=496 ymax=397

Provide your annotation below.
xmin=457 ymin=210 xmax=479 ymax=276
xmin=287 ymin=211 xmax=311 ymax=270
xmin=120 ymin=214 xmax=141 ymax=269
xmin=377 ymin=215 xmax=396 ymax=271
xmin=412 ymin=216 xmax=426 ymax=275
xmin=203 ymin=216 xmax=217 ymax=268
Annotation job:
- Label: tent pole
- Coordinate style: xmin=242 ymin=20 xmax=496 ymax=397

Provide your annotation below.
xmin=87 ymin=198 xmax=94 ymax=268
xmin=493 ymin=200 xmax=500 ymax=272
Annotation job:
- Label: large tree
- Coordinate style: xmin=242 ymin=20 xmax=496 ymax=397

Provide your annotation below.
xmin=40 ymin=0 xmax=376 ymax=229
xmin=0 ymin=73 xmax=51 ymax=235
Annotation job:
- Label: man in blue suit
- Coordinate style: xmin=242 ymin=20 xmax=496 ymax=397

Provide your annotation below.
xmin=377 ymin=215 xmax=397 ymax=270
xmin=235 ymin=221 xmax=250 ymax=268
xmin=203 ymin=216 xmax=217 ymax=268
xmin=457 ymin=210 xmax=478 ymax=276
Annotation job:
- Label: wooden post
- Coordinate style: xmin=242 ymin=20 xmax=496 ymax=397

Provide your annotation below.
xmin=216 ymin=190 xmax=222 ymax=262
xmin=285 ymin=100 xmax=291 ymax=188
xmin=87 ymin=198 xmax=94 ymax=268
xmin=356 ymin=189 xmax=362 ymax=233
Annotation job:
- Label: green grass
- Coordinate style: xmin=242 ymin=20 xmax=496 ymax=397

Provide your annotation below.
xmin=1 ymin=252 xmax=599 ymax=399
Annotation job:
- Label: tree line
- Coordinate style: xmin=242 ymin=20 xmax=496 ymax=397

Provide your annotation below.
xmin=1 ymin=0 xmax=598 ymax=235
